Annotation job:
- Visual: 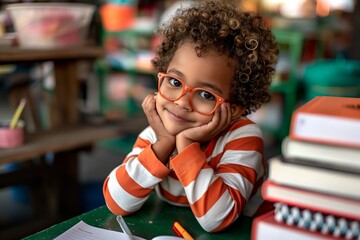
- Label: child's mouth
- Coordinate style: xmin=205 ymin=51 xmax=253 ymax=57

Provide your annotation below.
xmin=166 ymin=109 xmax=191 ymax=123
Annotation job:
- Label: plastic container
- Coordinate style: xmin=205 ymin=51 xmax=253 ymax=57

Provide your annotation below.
xmin=100 ymin=4 xmax=137 ymax=31
xmin=6 ymin=3 xmax=95 ymax=48
xmin=303 ymin=58 xmax=360 ymax=100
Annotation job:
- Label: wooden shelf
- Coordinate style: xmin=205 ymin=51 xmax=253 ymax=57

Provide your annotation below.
xmin=0 ymin=46 xmax=105 ymax=64
xmin=0 ymin=116 xmax=148 ymax=164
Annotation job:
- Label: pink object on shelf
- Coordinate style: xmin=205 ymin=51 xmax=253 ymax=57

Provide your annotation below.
xmin=0 ymin=121 xmax=24 ymax=148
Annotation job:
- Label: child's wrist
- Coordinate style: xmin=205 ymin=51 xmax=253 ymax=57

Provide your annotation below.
xmin=176 ymin=134 xmax=194 ymax=153
xmin=151 ymin=138 xmax=175 ymax=164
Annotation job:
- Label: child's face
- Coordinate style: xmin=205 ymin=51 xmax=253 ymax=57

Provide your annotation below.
xmin=156 ymin=42 xmax=234 ymax=135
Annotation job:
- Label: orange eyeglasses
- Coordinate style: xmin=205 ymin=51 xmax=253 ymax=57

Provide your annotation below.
xmin=157 ymin=72 xmax=225 ymax=116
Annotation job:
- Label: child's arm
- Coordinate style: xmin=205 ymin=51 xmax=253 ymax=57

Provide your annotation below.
xmin=103 ymin=127 xmax=172 ymax=216
xmin=103 ymin=93 xmax=176 ymax=216
xmin=170 ymin=119 xmax=265 ymax=232
xmin=142 ymin=93 xmax=175 ymax=163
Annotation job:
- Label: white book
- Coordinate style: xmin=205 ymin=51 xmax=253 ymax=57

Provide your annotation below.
xmin=268 ymin=156 xmax=360 ymax=201
xmin=282 ymin=136 xmax=360 ymax=170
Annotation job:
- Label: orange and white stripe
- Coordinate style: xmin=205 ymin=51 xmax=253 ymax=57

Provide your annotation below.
xmin=103 ymin=117 xmax=265 ymax=232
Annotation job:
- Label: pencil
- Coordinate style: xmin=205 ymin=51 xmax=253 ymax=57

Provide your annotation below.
xmin=9 ymin=98 xmax=26 ymax=129
xmin=173 ymin=221 xmax=194 ymax=240
xmin=116 ymin=215 xmax=135 ymax=240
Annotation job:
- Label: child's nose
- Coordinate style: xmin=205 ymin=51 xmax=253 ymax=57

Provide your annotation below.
xmin=174 ymin=91 xmax=192 ymax=111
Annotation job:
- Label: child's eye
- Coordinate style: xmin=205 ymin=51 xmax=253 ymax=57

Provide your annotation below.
xmin=198 ymin=90 xmax=216 ymax=101
xmin=168 ymin=78 xmax=182 ymax=87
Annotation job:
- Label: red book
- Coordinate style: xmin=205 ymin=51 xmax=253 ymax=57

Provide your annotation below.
xmin=289 ymin=96 xmax=360 ymax=148
xmin=262 ymin=180 xmax=360 ymax=221
xmin=251 ymin=211 xmax=337 ymax=240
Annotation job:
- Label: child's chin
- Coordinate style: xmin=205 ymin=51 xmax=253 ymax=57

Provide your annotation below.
xmin=164 ymin=125 xmax=185 ymax=136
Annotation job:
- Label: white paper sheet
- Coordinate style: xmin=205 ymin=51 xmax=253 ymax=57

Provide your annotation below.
xmin=54 ymin=221 xmax=146 ymax=240
xmin=53 ymin=221 xmax=185 ymax=240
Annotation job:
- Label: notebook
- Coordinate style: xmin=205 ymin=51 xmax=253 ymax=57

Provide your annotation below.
xmin=54 ymin=221 xmax=184 ymax=240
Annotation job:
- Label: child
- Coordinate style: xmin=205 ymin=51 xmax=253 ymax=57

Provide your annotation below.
xmin=103 ymin=0 xmax=278 ymax=232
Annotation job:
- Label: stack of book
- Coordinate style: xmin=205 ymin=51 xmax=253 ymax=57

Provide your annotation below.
xmin=251 ymin=96 xmax=360 ymax=240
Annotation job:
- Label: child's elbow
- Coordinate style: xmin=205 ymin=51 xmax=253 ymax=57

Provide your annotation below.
xmin=197 ymin=218 xmax=234 ymax=233
xmin=103 ymin=179 xmax=133 ymax=216
xmin=198 ymin=223 xmax=226 ymax=233
xmin=107 ymin=206 xmax=132 ymax=216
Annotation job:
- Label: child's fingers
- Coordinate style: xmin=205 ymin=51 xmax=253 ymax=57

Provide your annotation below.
xmin=218 ymin=103 xmax=229 ymax=124
xmin=208 ymin=106 xmax=221 ymax=128
xmin=141 ymin=94 xmax=152 ymax=108
xmin=142 ymin=93 xmax=156 ymax=111
xmin=212 ymin=103 xmax=231 ymax=133
xmin=142 ymin=94 xmax=160 ymax=127
xmin=225 ymin=103 xmax=232 ymax=124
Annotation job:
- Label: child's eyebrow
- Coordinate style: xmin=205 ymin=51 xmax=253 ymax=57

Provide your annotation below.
xmin=167 ymin=68 xmax=183 ymax=78
xmin=167 ymin=68 xmax=223 ymax=95
xmin=197 ymin=81 xmax=223 ymax=95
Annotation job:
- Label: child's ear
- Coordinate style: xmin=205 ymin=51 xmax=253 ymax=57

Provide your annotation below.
xmin=230 ymin=104 xmax=245 ymax=120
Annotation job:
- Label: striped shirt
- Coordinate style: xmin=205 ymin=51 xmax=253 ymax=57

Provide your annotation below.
xmin=103 ymin=117 xmax=266 ymax=232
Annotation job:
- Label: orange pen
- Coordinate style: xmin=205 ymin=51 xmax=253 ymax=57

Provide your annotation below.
xmin=173 ymin=221 xmax=194 ymax=240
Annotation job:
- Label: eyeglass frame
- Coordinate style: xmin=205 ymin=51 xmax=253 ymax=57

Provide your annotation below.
xmin=157 ymin=72 xmax=226 ymax=116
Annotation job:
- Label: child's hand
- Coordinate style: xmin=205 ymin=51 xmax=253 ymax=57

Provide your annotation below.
xmin=142 ymin=93 xmax=175 ymax=143
xmin=142 ymin=93 xmax=176 ymax=164
xmin=176 ymin=103 xmax=232 ymax=152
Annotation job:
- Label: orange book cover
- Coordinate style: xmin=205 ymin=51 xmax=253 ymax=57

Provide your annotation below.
xmin=289 ymin=96 xmax=360 ymax=147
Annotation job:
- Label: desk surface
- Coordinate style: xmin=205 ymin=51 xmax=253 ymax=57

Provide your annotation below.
xmin=24 ymin=193 xmax=253 ymax=240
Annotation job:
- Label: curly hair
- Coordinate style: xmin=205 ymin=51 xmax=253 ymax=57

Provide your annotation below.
xmin=152 ymin=0 xmax=279 ymax=116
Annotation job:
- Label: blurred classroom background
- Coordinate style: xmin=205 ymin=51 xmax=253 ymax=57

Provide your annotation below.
xmin=0 ymin=0 xmax=359 ymax=239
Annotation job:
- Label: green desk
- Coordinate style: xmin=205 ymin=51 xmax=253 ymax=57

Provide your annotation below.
xmin=24 ymin=193 xmax=253 ymax=240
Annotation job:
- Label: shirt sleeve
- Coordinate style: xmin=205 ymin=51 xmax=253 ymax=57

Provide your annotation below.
xmin=170 ymin=121 xmax=265 ymax=232
xmin=103 ymin=127 xmax=171 ymax=216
